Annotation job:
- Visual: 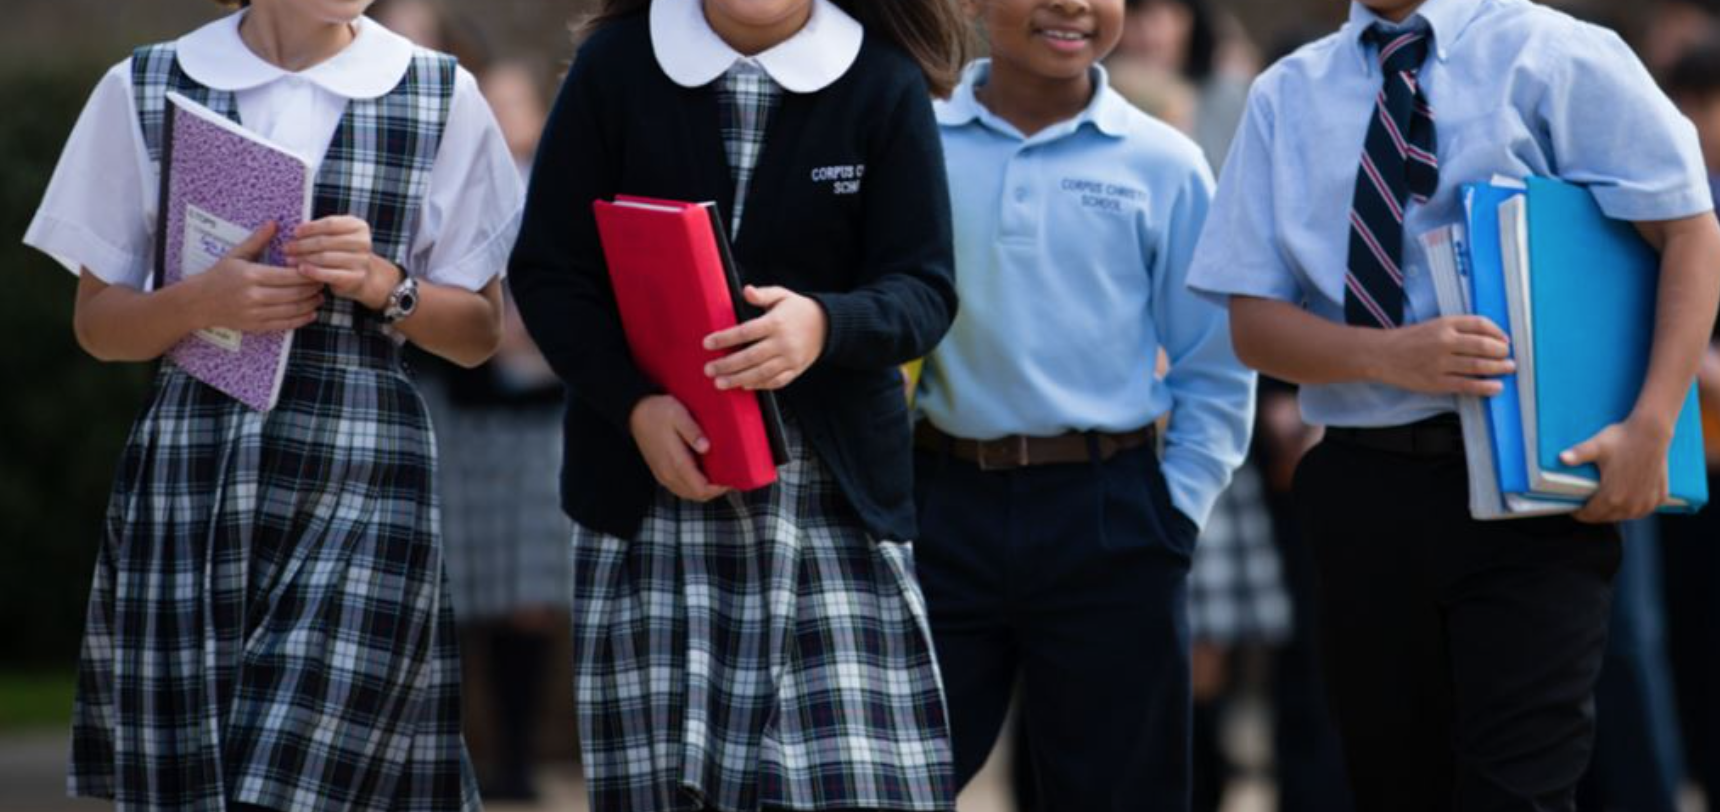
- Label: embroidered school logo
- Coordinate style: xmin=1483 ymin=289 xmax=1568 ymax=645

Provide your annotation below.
xmin=1060 ymin=178 xmax=1147 ymax=214
xmin=811 ymin=164 xmax=865 ymax=195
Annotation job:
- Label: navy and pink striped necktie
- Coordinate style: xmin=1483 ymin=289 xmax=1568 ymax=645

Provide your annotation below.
xmin=1346 ymin=22 xmax=1440 ymax=328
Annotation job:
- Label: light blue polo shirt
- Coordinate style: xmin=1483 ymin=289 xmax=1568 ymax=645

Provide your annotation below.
xmin=1186 ymin=0 xmax=1713 ymax=428
xmin=919 ymin=60 xmax=1257 ymax=528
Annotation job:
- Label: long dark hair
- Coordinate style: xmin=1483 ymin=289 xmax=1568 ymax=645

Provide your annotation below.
xmin=581 ymin=0 xmax=971 ymax=97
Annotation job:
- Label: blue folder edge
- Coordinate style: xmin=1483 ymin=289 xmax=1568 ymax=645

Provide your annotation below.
xmin=1458 ymin=178 xmax=1699 ymax=512
xmin=1522 ymin=177 xmax=1708 ymax=512
xmin=1462 ymin=183 xmax=1531 ymax=496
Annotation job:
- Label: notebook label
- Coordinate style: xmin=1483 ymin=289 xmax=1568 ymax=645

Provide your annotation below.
xmin=181 ymin=203 xmax=248 ymax=352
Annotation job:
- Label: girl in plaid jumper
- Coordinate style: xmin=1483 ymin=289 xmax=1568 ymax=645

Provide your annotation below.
xmin=24 ymin=0 xmax=523 ymax=808
xmin=509 ymin=1 xmax=969 ymax=810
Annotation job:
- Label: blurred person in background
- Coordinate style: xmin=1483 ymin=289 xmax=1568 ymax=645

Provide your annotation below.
xmin=372 ymin=0 xmax=570 ymax=802
xmin=1576 ymin=517 xmax=1685 ymax=812
xmin=1642 ymin=0 xmax=1720 ymax=77
xmin=1185 ymin=460 xmax=1291 ymax=812
xmin=1662 ymin=38 xmax=1720 ymax=811
xmin=426 ymin=61 xmax=569 ymax=804
xmin=1109 ymin=0 xmax=1257 ymax=170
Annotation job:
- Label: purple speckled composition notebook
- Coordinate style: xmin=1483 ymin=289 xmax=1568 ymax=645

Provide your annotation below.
xmin=156 ymin=92 xmax=313 ymax=412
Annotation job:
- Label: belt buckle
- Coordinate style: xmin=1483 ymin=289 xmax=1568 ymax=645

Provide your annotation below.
xmin=977 ymin=435 xmax=1031 ymax=471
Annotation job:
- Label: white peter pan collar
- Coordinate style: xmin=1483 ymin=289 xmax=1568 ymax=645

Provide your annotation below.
xmin=650 ymin=0 xmax=864 ymax=93
xmin=176 ymin=11 xmax=415 ymax=100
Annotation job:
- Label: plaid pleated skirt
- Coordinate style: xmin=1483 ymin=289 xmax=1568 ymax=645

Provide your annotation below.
xmin=569 ymin=420 xmax=956 ymax=812
xmin=69 ymin=310 xmax=479 ymax=812
xmin=1189 ymin=461 xmax=1292 ymax=646
xmin=418 ymin=377 xmax=571 ymax=623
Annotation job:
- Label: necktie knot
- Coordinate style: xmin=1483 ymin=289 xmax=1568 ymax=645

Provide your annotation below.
xmin=1366 ymin=21 xmax=1433 ymax=75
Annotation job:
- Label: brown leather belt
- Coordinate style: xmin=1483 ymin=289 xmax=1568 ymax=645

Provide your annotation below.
xmin=914 ymin=422 xmax=1157 ymax=471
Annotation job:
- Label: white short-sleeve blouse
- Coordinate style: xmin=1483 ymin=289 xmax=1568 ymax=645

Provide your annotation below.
xmin=24 ymin=11 xmax=523 ymax=292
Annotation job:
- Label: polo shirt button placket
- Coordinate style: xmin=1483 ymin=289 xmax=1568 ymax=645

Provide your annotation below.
xmin=999 ymin=146 xmax=1034 ymax=239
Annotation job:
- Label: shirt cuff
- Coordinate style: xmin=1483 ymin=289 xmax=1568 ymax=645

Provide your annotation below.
xmin=1590 ymin=184 xmax=1714 ymax=224
xmin=1185 ymin=267 xmax=1302 ymax=309
xmin=23 ymin=214 xmax=150 ymax=289
xmin=805 ymin=290 xmax=865 ymax=366
xmin=1160 ymin=447 xmax=1232 ymax=531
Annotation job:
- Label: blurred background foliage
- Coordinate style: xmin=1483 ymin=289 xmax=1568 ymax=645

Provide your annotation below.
xmin=0 ymin=62 xmax=151 ymax=670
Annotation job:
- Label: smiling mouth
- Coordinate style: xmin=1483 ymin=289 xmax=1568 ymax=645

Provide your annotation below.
xmin=1035 ymin=27 xmax=1094 ymax=49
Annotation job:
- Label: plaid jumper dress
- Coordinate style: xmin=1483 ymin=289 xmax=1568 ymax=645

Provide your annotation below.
xmin=568 ymin=63 xmax=956 ymax=812
xmin=66 ymin=43 xmax=479 ymax=812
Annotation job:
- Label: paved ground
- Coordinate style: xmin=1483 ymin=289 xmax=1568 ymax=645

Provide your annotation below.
xmin=0 ymin=724 xmax=1267 ymax=812
xmin=0 ymin=719 xmax=1698 ymax=812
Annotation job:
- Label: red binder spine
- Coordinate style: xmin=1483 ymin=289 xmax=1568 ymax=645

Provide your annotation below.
xmin=593 ymin=198 xmax=780 ymax=491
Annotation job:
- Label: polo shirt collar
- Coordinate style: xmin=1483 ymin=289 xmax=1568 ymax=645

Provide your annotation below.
xmin=650 ymin=0 xmax=864 ymax=93
xmin=1346 ymin=0 xmax=1484 ymax=70
xmin=936 ymin=60 xmax=1130 ymax=140
xmin=176 ymin=10 xmax=414 ymax=100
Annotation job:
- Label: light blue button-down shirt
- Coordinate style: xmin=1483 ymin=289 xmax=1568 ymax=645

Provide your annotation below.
xmin=1187 ymin=0 xmax=1712 ymax=428
xmin=920 ymin=61 xmax=1257 ymax=527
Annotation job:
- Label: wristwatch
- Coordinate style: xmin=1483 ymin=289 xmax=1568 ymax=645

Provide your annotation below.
xmin=383 ymin=274 xmax=419 ymax=324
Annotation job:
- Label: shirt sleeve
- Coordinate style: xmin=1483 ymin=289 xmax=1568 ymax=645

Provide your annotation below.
xmin=407 ymin=67 xmax=525 ymax=291
xmin=1152 ymin=160 xmax=1259 ymax=529
xmin=1184 ymin=78 xmax=1305 ymax=306
xmin=508 ymin=35 xmax=660 ymax=430
xmin=22 ymin=59 xmax=156 ymax=289
xmin=1541 ymin=23 xmax=1713 ymax=222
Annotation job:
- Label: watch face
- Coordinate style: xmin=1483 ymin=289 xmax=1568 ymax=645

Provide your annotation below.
xmin=386 ymin=278 xmax=419 ymax=323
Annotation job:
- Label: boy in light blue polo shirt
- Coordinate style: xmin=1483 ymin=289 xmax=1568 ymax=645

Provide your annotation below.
xmin=911 ymin=1 xmax=1254 ymax=808
xmin=1186 ymin=0 xmax=1720 ymax=808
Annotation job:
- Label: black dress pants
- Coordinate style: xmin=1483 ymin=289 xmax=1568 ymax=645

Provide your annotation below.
xmin=915 ymin=441 xmax=1196 ymax=812
xmin=1294 ymin=426 xmax=1621 ymax=812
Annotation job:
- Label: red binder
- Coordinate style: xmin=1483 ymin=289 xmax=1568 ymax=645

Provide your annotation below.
xmin=592 ymin=195 xmax=789 ymax=491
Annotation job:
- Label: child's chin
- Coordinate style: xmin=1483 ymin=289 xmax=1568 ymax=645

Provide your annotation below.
xmin=1025 ymin=53 xmax=1100 ymax=81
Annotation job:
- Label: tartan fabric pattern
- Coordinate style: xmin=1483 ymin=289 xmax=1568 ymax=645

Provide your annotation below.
xmin=1188 ymin=462 xmax=1292 ymax=645
xmin=418 ymin=379 xmax=571 ymax=622
xmin=65 ymin=43 xmax=477 ymax=812
xmin=569 ymin=419 xmax=957 ymax=812
xmin=716 ymin=62 xmax=782 ymax=239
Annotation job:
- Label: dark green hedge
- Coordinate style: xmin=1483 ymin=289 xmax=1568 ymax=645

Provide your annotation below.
xmin=2 ymin=64 xmax=153 ymax=667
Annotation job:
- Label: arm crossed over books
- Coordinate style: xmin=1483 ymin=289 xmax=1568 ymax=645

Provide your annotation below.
xmin=1559 ymin=213 xmax=1720 ymax=522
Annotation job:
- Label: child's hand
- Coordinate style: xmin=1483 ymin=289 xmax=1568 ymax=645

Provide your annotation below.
xmin=193 ymin=221 xmax=325 ymax=333
xmin=1560 ymin=417 xmax=1674 ymax=524
xmin=287 ymin=216 xmax=401 ymax=311
xmin=1371 ymin=316 xmax=1515 ymax=397
xmin=629 ymin=394 xmax=731 ymax=503
xmin=702 ymin=286 xmax=827 ymax=391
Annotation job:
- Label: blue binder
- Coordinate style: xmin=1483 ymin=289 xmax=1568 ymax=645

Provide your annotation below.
xmin=1462 ymin=182 xmax=1530 ymax=495
xmin=1520 ymin=177 xmax=1708 ymax=510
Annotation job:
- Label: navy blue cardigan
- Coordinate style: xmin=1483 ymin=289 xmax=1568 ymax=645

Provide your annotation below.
xmin=508 ymin=13 xmax=958 ymax=541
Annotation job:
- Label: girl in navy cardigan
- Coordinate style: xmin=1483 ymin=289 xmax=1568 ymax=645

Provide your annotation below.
xmin=507 ymin=1 xmax=966 ymax=810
